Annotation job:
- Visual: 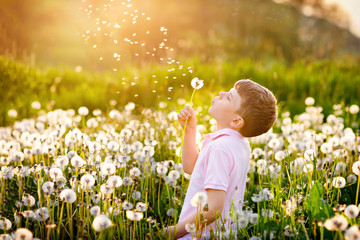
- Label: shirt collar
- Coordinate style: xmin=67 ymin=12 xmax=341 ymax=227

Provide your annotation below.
xmin=206 ymin=127 xmax=244 ymax=140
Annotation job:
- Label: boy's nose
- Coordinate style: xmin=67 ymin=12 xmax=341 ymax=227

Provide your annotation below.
xmin=219 ymin=92 xmax=225 ymax=97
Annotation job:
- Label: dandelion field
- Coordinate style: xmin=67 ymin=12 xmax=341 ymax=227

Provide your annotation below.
xmin=1 ymin=0 xmax=360 ymax=239
xmin=0 ymin=94 xmax=360 ymax=239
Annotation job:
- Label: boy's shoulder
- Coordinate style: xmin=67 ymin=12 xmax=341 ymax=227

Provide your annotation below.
xmin=208 ymin=133 xmax=250 ymax=151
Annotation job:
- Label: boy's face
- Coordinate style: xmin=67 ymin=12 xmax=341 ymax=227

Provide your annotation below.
xmin=208 ymin=87 xmax=244 ymax=129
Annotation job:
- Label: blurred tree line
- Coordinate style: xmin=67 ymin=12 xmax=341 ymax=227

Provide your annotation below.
xmin=0 ymin=0 xmax=359 ymax=69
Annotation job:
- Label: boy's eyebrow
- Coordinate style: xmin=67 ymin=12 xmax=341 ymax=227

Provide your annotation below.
xmin=229 ymin=91 xmax=233 ymax=100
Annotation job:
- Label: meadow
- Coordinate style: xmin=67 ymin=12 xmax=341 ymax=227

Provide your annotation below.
xmin=1 ymin=55 xmax=360 ymax=127
xmin=0 ymin=61 xmax=360 ymax=239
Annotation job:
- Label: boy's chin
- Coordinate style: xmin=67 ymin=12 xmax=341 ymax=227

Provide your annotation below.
xmin=208 ymin=106 xmax=214 ymax=116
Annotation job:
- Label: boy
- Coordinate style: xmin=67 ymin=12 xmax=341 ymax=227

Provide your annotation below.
xmin=163 ymin=79 xmax=278 ymax=239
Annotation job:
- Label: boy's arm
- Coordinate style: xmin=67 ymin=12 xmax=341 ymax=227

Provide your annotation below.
xmin=181 ymin=128 xmax=199 ymax=174
xmin=163 ymin=189 xmax=226 ymax=239
xmin=177 ymin=105 xmax=199 ymax=174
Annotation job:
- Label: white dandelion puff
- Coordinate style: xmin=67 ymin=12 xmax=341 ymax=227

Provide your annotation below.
xmin=191 ymin=77 xmax=204 ymax=90
xmin=344 ymin=205 xmax=359 ymax=218
xmin=14 ymin=228 xmax=33 ymax=240
xmin=59 ymin=189 xmax=77 ymax=203
xmin=190 ymin=192 xmax=207 ymax=208
xmin=90 ymin=206 xmax=101 ymax=216
xmin=126 ymin=210 xmax=144 ymax=221
xmin=92 ymin=214 xmax=112 ymax=232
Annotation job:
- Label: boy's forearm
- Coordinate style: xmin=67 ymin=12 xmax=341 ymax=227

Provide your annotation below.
xmin=181 ymin=128 xmax=199 ymax=174
xmin=173 ymin=207 xmax=218 ymax=239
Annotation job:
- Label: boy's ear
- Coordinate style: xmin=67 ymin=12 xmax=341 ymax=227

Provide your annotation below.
xmin=229 ymin=116 xmax=244 ymax=129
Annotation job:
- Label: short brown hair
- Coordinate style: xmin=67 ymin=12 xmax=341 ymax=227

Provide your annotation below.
xmin=234 ymin=79 xmax=278 ymax=138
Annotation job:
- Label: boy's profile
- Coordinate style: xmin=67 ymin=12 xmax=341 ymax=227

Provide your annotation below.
xmin=163 ymin=79 xmax=278 ymax=239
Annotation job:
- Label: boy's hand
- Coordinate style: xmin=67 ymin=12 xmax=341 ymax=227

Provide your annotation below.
xmin=161 ymin=226 xmax=176 ymax=239
xmin=177 ymin=104 xmax=197 ymax=132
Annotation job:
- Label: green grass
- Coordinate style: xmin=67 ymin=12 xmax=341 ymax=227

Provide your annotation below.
xmin=1 ymin=55 xmax=359 ymax=126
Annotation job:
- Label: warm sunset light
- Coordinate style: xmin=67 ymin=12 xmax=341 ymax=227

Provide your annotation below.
xmin=0 ymin=0 xmax=359 ymax=239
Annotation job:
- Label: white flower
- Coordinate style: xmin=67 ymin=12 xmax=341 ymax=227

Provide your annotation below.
xmin=80 ymin=174 xmax=95 ymax=190
xmin=14 ymin=228 xmax=33 ymax=240
xmin=100 ymin=183 xmax=114 ymax=195
xmin=34 ymin=207 xmax=49 ymax=221
xmin=190 ymin=192 xmax=207 ymax=207
xmin=92 ymin=214 xmax=112 ymax=232
xmin=129 ymin=167 xmax=141 ymax=177
xmin=237 ymin=215 xmax=249 ymax=228
xmin=31 ymin=101 xmax=41 ymax=110
xmin=8 ymin=109 xmax=17 ymax=118
xmin=107 ymin=141 xmax=119 ymax=152
xmin=49 ymin=167 xmax=63 ymax=180
xmin=126 ymin=210 xmax=144 ymax=221
xmin=345 ymin=225 xmax=360 ymax=240
xmin=332 ymin=177 xmax=346 ymax=188
xmin=78 ymin=106 xmax=89 ymax=116
xmin=42 ymin=181 xmax=55 ymax=195
xmin=166 ymin=208 xmax=176 ymax=217
xmin=55 ymin=156 xmax=69 ymax=168
xmin=60 ymin=189 xmax=77 ymax=203
xmin=22 ymin=194 xmax=36 ymax=207
xmin=0 ymin=218 xmax=11 ymax=230
xmin=352 ymin=161 xmax=360 ymax=176
xmin=132 ymin=191 xmax=141 ymax=200
xmin=136 ymin=202 xmax=148 ymax=212
xmin=349 ymin=105 xmax=359 ymax=114
xmin=185 ymin=223 xmax=196 ymax=233
xmin=261 ymin=188 xmax=274 ymax=201
xmin=71 ymin=156 xmax=85 ymax=168
xmin=347 ymin=174 xmax=357 ymax=184
xmin=320 ymin=142 xmax=333 ymax=154
xmin=90 ymin=206 xmax=101 ymax=216
xmin=21 ymin=210 xmax=34 ymax=219
xmin=107 ymin=175 xmax=123 ymax=188
xmin=100 ymin=163 xmax=116 ymax=176
xmin=191 ymin=77 xmax=204 ymax=89
xmin=168 ymin=170 xmax=180 ymax=180
xmin=251 ymin=193 xmax=263 ymax=203
xmin=324 ymin=214 xmax=348 ymax=231
xmin=344 ymin=205 xmax=359 ymax=218
xmin=122 ymin=200 xmax=133 ymax=210
xmin=305 ymin=97 xmax=315 ymax=106
xmin=156 ymin=164 xmax=168 ymax=177
xmin=274 ymin=150 xmax=286 ymax=161
xmin=249 ymin=213 xmax=258 ymax=224
xmin=268 ymin=138 xmax=281 ymax=149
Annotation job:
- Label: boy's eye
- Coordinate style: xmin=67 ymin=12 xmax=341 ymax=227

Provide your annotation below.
xmin=228 ymin=96 xmax=231 ymax=101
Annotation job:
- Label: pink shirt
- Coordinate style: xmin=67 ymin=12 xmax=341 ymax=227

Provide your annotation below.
xmin=177 ymin=128 xmax=251 ymax=239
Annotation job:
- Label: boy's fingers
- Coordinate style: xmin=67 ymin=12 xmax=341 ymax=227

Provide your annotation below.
xmin=183 ymin=108 xmax=191 ymax=117
xmin=179 ymin=111 xmax=187 ymax=119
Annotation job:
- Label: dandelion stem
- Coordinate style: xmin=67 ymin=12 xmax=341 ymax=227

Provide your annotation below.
xmin=177 ymin=89 xmax=197 ymax=164
xmin=300 ymin=220 xmax=310 ymax=240
xmin=356 ymin=175 xmax=360 ymax=206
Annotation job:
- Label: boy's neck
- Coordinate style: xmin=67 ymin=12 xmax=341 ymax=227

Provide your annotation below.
xmin=215 ymin=123 xmax=232 ymax=132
